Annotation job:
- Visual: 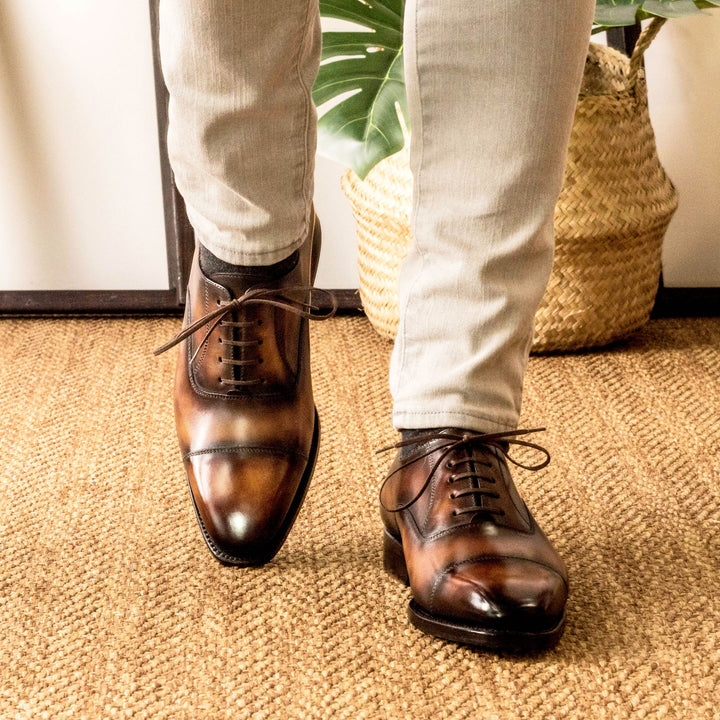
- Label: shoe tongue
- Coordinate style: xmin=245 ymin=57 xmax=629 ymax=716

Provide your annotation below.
xmin=199 ymin=245 xmax=299 ymax=295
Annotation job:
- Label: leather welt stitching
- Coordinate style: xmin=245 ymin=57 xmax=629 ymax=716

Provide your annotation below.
xmin=183 ymin=446 xmax=307 ymax=462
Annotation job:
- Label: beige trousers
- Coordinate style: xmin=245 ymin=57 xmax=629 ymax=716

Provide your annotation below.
xmin=159 ymin=0 xmax=595 ymax=432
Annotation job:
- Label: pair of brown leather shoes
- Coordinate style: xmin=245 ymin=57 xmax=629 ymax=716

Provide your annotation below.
xmin=158 ymin=217 xmax=568 ymax=651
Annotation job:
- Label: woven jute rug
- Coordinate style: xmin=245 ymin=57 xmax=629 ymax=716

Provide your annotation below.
xmin=1 ymin=316 xmax=718 ymax=719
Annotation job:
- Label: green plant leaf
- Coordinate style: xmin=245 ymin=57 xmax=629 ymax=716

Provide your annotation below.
xmin=642 ymin=0 xmax=704 ymax=16
xmin=595 ymin=0 xmax=643 ymax=26
xmin=320 ymin=0 xmax=402 ymax=30
xmin=314 ymin=0 xmax=406 ymax=179
xmin=594 ymin=0 xmax=715 ymax=26
xmin=320 ymin=30 xmax=401 ymax=61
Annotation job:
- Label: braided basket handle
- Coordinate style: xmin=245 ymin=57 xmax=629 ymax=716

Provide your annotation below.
xmin=628 ymin=16 xmax=667 ymax=90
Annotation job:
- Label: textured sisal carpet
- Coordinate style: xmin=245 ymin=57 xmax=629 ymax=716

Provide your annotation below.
xmin=0 ymin=315 xmax=719 ymax=719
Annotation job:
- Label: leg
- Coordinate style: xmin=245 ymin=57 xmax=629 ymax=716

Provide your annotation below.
xmin=157 ymin=0 xmax=325 ymax=564
xmin=159 ymin=0 xmax=320 ymax=266
xmin=392 ymin=0 xmax=594 ymax=433
xmin=381 ymin=0 xmax=595 ymax=650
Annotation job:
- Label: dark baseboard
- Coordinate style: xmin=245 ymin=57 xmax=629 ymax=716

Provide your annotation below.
xmin=323 ymin=289 xmax=363 ymax=314
xmin=1 ymin=285 xmax=717 ymax=319
xmin=651 ymin=285 xmax=720 ymax=318
xmin=0 ymin=290 xmax=181 ymax=315
xmin=0 ymin=288 xmax=363 ymax=317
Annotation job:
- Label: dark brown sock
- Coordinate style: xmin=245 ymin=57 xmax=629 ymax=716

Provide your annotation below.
xmin=198 ymin=243 xmax=299 ymax=283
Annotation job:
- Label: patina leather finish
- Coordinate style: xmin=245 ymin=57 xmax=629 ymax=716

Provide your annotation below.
xmin=171 ymin=217 xmax=323 ymax=565
xmin=380 ymin=429 xmax=568 ymax=651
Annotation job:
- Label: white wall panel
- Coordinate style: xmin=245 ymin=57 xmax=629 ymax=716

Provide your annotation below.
xmin=644 ymin=14 xmax=720 ymax=287
xmin=0 ymin=1 xmax=168 ymax=290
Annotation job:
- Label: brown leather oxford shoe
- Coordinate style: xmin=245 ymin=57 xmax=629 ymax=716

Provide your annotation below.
xmin=156 ymin=214 xmax=334 ymax=565
xmin=380 ymin=428 xmax=568 ymax=652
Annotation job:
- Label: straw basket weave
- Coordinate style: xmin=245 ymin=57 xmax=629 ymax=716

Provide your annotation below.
xmin=341 ymin=18 xmax=678 ymax=352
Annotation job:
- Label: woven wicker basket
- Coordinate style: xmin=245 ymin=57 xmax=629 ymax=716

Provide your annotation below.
xmin=341 ymin=18 xmax=678 ymax=352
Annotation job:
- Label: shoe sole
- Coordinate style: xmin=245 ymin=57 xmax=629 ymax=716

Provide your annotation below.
xmin=185 ymin=409 xmax=320 ymax=567
xmin=383 ymin=529 xmax=566 ymax=653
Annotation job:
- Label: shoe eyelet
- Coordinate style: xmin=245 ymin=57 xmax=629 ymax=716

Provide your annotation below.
xmin=448 ymin=475 xmax=456 ymax=483
xmin=257 ymin=320 xmax=262 ymax=326
xmin=218 ymin=357 xmax=223 ymax=363
xmin=446 ymin=461 xmax=454 ymax=469
xmin=218 ymin=378 xmax=223 ymax=384
xmin=258 ymin=358 xmax=263 ymax=365
xmin=451 ymin=510 xmax=458 ymax=517
xmin=216 ymin=299 xmax=221 ymax=306
xmin=449 ymin=493 xmax=457 ymax=500
xmin=257 ymin=340 xmax=263 ymax=346
xmin=218 ymin=338 xmax=222 ymax=344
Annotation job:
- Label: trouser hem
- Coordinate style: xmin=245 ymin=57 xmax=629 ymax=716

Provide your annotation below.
xmin=392 ymin=409 xmax=518 ymax=434
xmin=196 ymin=230 xmax=307 ymax=267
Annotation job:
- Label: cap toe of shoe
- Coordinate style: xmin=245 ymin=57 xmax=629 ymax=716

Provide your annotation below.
xmin=185 ymin=448 xmax=305 ymax=563
xmin=431 ymin=557 xmax=567 ymax=632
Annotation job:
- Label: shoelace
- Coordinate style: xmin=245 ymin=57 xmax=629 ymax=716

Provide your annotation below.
xmin=153 ymin=286 xmax=337 ymax=380
xmin=377 ymin=428 xmax=550 ymax=514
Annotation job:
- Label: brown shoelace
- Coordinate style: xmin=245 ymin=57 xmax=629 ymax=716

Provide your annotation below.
xmin=377 ymin=428 xmax=550 ymax=515
xmin=153 ymin=286 xmax=337 ymax=382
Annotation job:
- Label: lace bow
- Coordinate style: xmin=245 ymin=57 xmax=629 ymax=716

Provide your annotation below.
xmin=154 ymin=285 xmax=337 ymax=362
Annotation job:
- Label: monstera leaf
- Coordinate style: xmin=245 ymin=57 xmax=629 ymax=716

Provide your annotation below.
xmin=594 ymin=0 xmax=720 ymax=27
xmin=313 ymin=0 xmax=406 ymax=179
xmin=313 ymin=0 xmax=719 ymax=176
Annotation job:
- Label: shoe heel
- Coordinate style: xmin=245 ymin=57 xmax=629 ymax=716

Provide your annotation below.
xmin=383 ymin=530 xmax=410 ymax=586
